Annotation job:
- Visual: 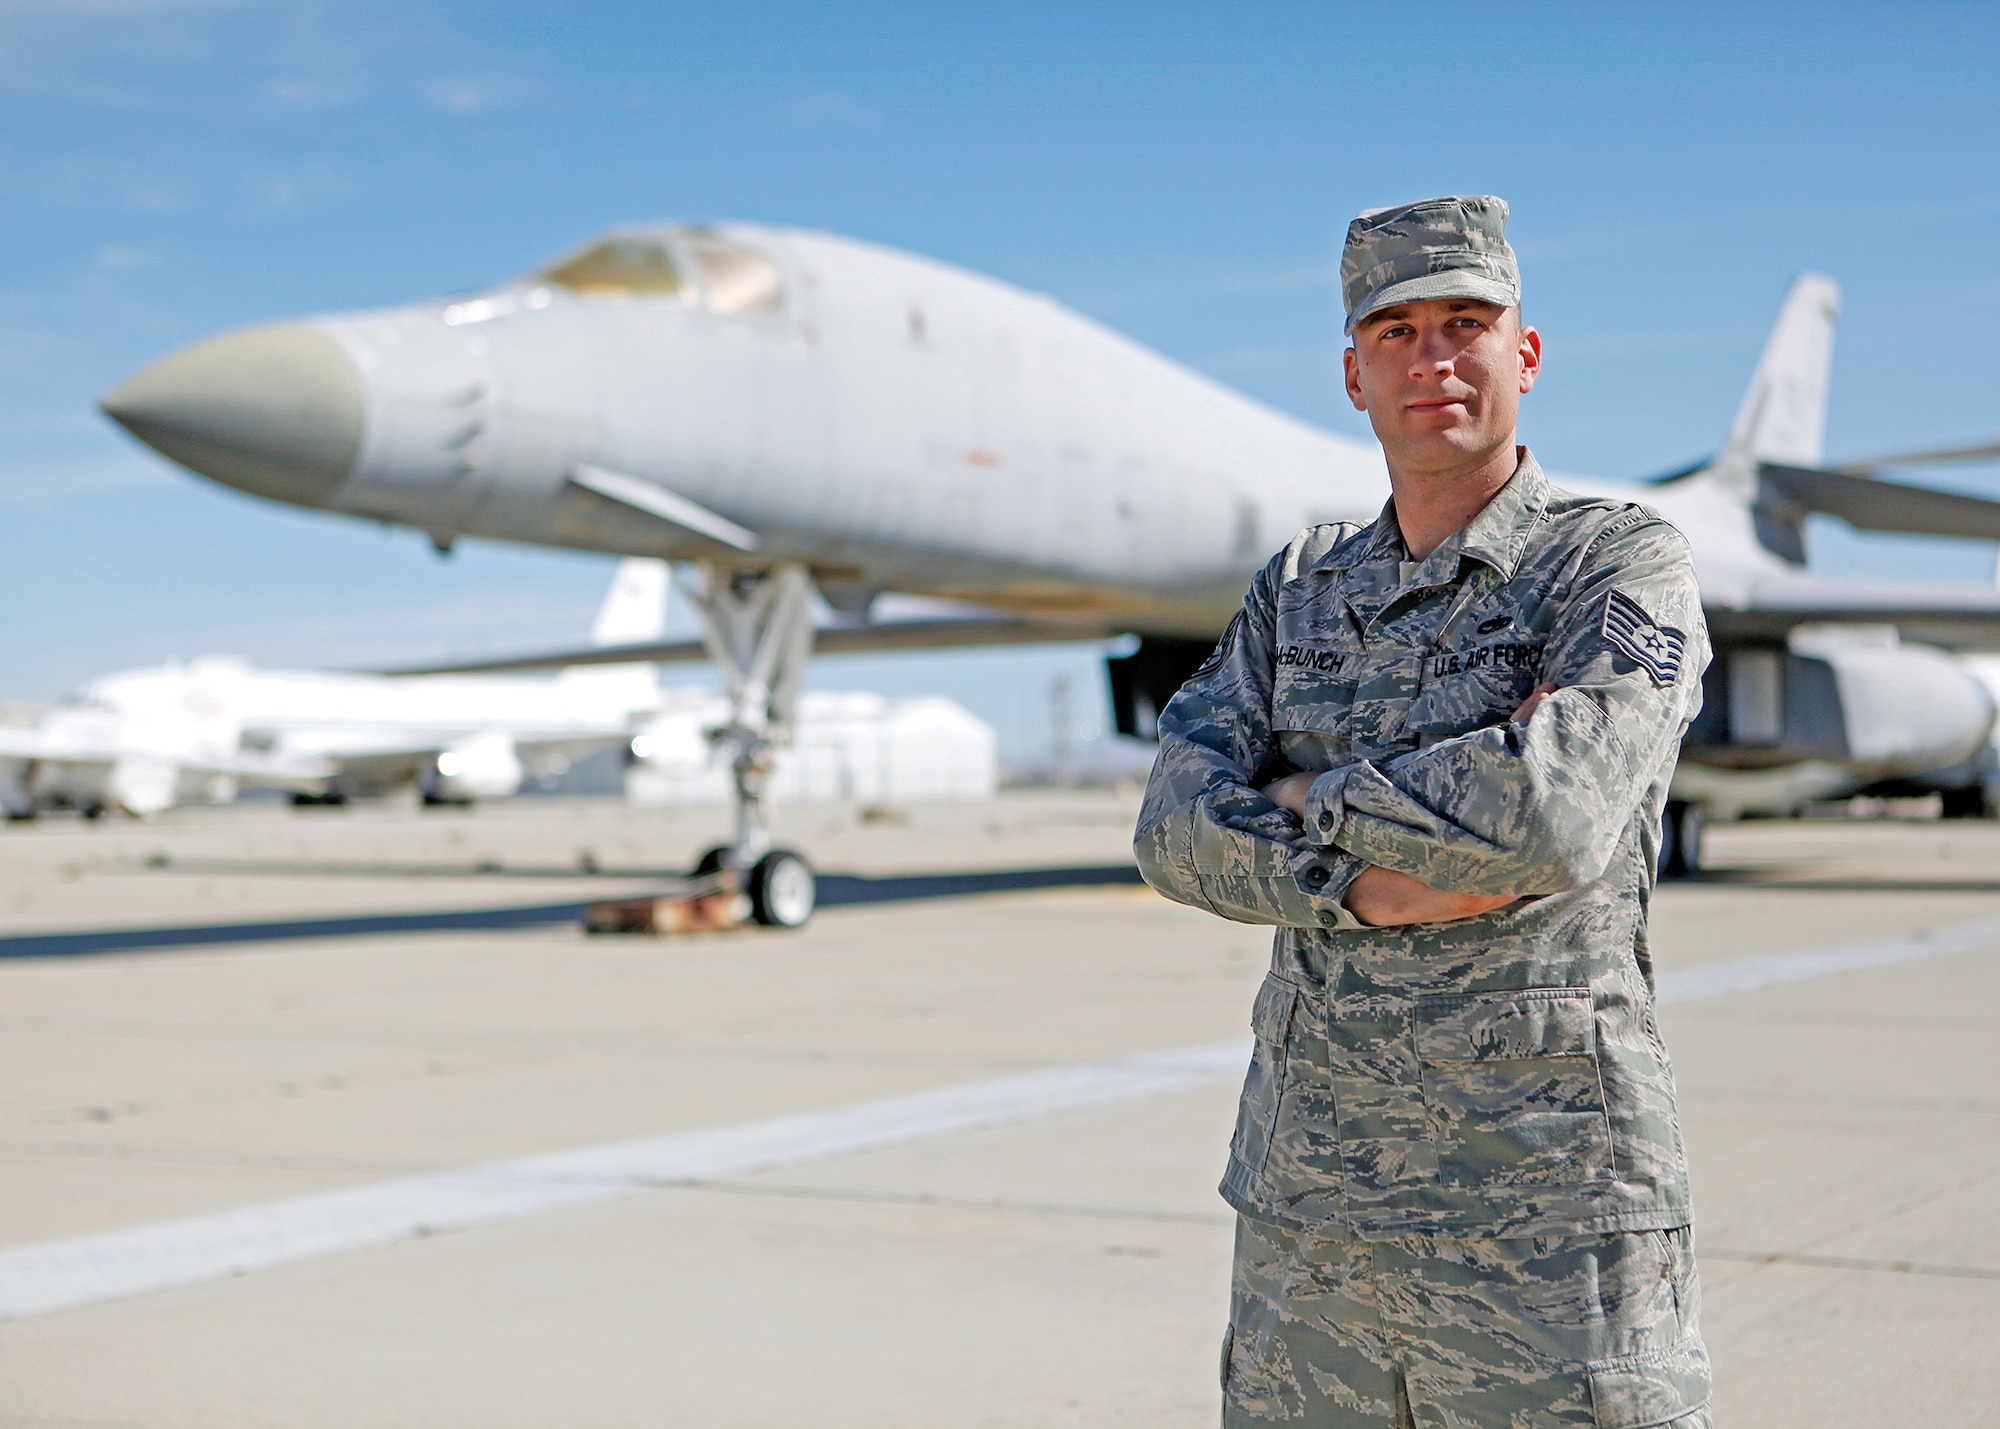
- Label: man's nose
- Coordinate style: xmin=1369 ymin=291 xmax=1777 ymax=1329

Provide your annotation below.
xmin=1409 ymin=344 xmax=1456 ymax=381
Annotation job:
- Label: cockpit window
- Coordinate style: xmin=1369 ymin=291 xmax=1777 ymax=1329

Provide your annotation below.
xmin=538 ymin=238 xmax=688 ymax=299
xmin=682 ymin=235 xmax=784 ymax=315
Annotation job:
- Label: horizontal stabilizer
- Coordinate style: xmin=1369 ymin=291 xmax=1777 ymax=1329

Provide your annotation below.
xmin=1759 ymin=463 xmax=2000 ymax=541
xmin=1831 ymin=436 xmax=2000 ymax=473
xmin=376 ymin=616 xmax=1111 ymax=677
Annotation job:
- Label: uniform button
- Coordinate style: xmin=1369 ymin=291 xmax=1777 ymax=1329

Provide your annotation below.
xmin=1317 ymin=910 xmax=1337 ymax=926
xmin=1303 ymin=864 xmax=1330 ymax=888
xmin=1317 ymin=810 xmax=1333 ymax=831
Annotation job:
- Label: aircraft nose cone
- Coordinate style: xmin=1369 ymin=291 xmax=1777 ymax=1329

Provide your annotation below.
xmin=100 ymin=324 xmax=362 ymax=509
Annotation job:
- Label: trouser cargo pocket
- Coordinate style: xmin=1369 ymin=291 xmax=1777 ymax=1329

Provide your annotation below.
xmin=1416 ymin=986 xmax=1615 ymax=1188
xmin=1589 ymin=1338 xmax=1712 ymax=1428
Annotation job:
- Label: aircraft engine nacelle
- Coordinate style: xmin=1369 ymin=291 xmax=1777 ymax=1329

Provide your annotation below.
xmin=1683 ymin=632 xmax=1994 ymax=778
xmin=433 ymin=732 xmax=524 ymax=800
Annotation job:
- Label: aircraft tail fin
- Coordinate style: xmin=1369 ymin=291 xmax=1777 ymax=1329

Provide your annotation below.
xmin=558 ymin=559 xmax=670 ymax=712
xmin=1724 ymin=271 xmax=1841 ymax=468
xmin=589 ymin=558 xmax=670 ymax=647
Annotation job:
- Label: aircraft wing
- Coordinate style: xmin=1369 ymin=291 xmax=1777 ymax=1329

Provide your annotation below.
xmin=0 ymin=727 xmax=334 ymax=788
xmin=377 ymin=616 xmax=1110 ymax=676
xmin=1711 ymin=575 xmax=2000 ymax=646
xmin=1759 ymin=464 xmax=2000 ymax=540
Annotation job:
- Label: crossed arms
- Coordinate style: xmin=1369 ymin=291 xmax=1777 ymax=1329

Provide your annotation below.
xmin=1259 ymin=681 xmax=1552 ymax=926
xmin=1132 ymin=522 xmax=1704 ymax=931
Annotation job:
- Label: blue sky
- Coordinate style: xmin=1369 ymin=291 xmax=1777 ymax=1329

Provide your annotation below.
xmin=3 ymin=1 xmax=1997 ymax=766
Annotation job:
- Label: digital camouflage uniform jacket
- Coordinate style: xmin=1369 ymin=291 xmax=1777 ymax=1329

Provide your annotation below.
xmin=1136 ymin=451 xmax=1710 ymax=1241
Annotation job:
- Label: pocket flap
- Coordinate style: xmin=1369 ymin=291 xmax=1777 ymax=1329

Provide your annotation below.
xmin=1415 ymin=988 xmax=1594 ymax=1063
xmin=1588 ymin=1338 xmax=1712 ymax=1428
xmin=1251 ymin=977 xmax=1300 ymax=1041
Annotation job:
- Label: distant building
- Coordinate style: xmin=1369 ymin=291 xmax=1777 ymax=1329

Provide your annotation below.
xmin=627 ymin=690 xmax=997 ymax=805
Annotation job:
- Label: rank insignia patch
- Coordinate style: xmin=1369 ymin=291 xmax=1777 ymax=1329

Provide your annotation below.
xmin=1602 ymin=589 xmax=1684 ymax=686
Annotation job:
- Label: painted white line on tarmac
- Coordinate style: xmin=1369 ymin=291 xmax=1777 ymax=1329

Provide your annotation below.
xmin=1653 ymin=913 xmax=2000 ymax=1004
xmin=0 ymin=1039 xmax=1249 ymax=1320
xmin=5 ymin=909 xmax=1998 ymax=1320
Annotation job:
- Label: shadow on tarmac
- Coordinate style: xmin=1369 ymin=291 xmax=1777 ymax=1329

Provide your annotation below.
xmin=0 ymin=864 xmax=1147 ymax=960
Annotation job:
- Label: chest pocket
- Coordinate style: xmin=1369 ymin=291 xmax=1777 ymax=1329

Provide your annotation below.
xmin=1405 ymin=636 xmax=1546 ymax=739
xmin=1269 ymin=608 xmax=1365 ymax=763
xmin=1415 ymin=987 xmax=1615 ymax=1188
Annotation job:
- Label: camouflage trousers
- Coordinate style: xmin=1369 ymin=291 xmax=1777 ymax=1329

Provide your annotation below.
xmin=1223 ymin=1216 xmax=1712 ymax=1428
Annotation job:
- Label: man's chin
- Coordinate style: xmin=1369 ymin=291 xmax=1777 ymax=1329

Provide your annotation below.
xmin=1385 ymin=431 xmax=1506 ymax=475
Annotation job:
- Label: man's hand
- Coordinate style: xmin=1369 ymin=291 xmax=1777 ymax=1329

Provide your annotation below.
xmin=1342 ymin=866 xmax=1517 ymax=926
xmin=1512 ymin=681 xmax=1556 ymax=724
xmin=1260 ymin=770 xmax=1317 ymax=816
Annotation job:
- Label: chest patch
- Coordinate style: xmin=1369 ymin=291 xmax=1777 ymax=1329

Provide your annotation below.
xmin=1431 ymin=640 xmax=1541 ymax=680
xmin=1603 ymin=589 xmax=1685 ymax=686
xmin=1276 ymin=643 xmax=1347 ymax=674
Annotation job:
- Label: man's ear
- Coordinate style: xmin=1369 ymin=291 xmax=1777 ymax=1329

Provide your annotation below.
xmin=1343 ymin=345 xmax=1366 ymax=411
xmin=1516 ymin=322 xmax=1542 ymax=396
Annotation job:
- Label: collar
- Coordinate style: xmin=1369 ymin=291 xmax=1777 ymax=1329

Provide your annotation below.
xmin=1312 ymin=446 xmax=1549 ymax=584
xmin=1455 ymin=447 xmax=1548 ymax=580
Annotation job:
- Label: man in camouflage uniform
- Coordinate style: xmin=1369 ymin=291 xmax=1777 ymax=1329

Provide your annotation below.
xmin=1136 ymin=196 xmax=1713 ymax=1428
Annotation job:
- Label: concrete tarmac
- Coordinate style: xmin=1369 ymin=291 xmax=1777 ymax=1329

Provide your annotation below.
xmin=0 ymin=792 xmax=1995 ymax=1426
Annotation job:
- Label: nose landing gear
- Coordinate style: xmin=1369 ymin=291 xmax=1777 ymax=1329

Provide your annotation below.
xmin=683 ymin=562 xmax=819 ymax=927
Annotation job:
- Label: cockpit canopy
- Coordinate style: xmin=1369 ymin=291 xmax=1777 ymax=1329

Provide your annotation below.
xmin=536 ymin=230 xmax=783 ymax=315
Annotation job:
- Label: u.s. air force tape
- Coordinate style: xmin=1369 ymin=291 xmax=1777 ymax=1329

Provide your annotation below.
xmin=1602 ymin=589 xmax=1684 ymax=686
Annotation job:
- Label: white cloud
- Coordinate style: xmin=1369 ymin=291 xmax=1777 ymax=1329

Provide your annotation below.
xmin=422 ymin=73 xmax=529 ymax=115
xmin=790 ymin=87 xmax=882 ymax=129
xmin=91 ymin=243 xmax=157 ymax=270
xmin=235 ymin=164 xmax=354 ymax=214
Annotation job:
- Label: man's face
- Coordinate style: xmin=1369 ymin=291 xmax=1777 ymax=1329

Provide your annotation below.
xmin=1343 ymin=299 xmax=1541 ymax=476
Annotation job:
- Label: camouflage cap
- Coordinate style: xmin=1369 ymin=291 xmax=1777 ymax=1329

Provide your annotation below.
xmin=1342 ymin=195 xmax=1520 ymax=335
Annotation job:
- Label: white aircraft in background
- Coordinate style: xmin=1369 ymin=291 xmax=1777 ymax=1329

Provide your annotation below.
xmin=0 ymin=559 xmax=670 ymax=820
xmin=99 ymin=223 xmax=2000 ymax=915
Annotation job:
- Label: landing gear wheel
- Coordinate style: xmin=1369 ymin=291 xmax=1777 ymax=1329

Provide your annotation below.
xmin=748 ymin=849 xmax=815 ymax=927
xmin=1659 ymin=800 xmax=1704 ymax=878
